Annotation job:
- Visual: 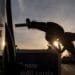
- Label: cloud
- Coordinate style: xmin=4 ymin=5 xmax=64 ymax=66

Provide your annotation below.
xmin=18 ymin=0 xmax=25 ymax=13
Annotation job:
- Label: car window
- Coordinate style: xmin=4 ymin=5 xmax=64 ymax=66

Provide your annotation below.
xmin=11 ymin=0 xmax=75 ymax=50
xmin=11 ymin=0 xmax=75 ymax=75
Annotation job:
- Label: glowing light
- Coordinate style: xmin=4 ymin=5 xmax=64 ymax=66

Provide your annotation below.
xmin=53 ymin=38 xmax=60 ymax=49
xmin=61 ymin=50 xmax=70 ymax=58
xmin=53 ymin=41 xmax=59 ymax=48
xmin=53 ymin=39 xmax=64 ymax=50
xmin=2 ymin=39 xmax=5 ymax=48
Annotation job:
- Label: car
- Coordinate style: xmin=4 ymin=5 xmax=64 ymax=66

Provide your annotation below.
xmin=16 ymin=48 xmax=59 ymax=75
xmin=0 ymin=0 xmax=60 ymax=75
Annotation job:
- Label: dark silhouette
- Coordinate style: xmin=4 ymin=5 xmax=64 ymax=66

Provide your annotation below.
xmin=26 ymin=18 xmax=64 ymax=45
xmin=15 ymin=18 xmax=75 ymax=56
xmin=15 ymin=18 xmax=75 ymax=74
xmin=61 ymin=32 xmax=75 ymax=55
xmin=26 ymin=18 xmax=75 ymax=56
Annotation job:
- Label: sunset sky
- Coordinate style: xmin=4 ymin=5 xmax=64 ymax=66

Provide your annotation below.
xmin=11 ymin=0 xmax=75 ymax=49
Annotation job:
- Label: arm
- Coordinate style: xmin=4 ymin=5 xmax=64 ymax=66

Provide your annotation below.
xmin=64 ymin=32 xmax=75 ymax=41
